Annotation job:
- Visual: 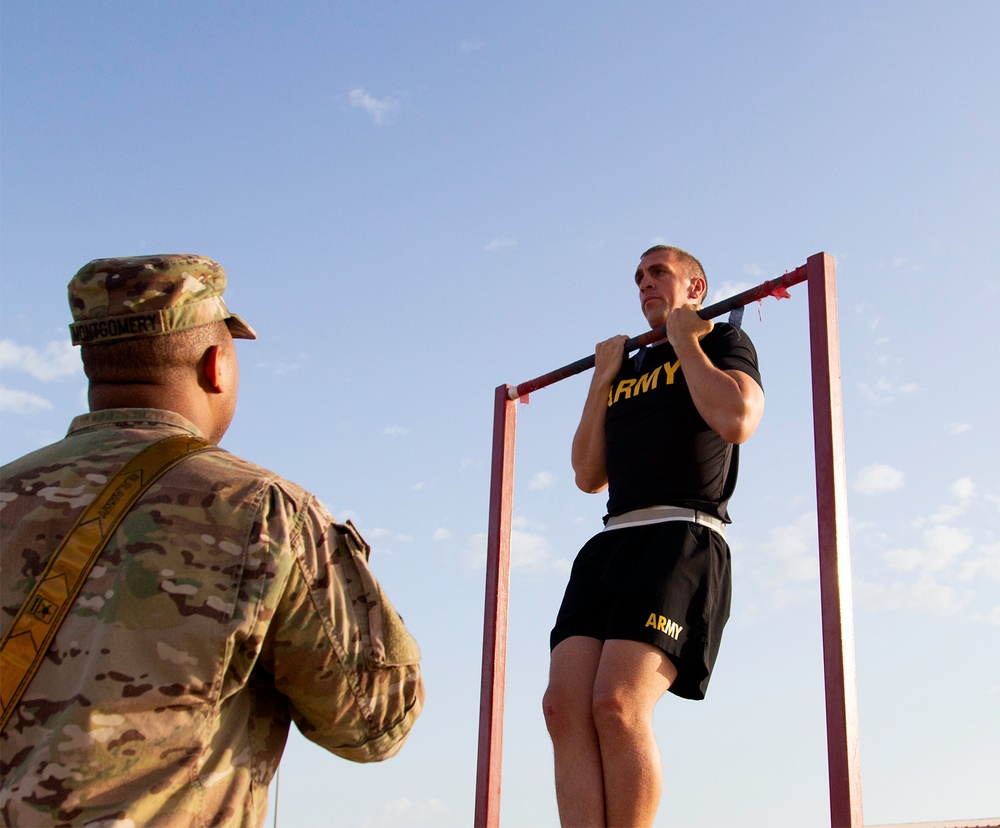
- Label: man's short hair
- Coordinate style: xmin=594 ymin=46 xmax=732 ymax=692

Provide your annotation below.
xmin=82 ymin=320 xmax=230 ymax=385
xmin=640 ymin=245 xmax=708 ymax=303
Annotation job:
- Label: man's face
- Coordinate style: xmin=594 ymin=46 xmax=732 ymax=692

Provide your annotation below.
xmin=634 ymin=249 xmax=701 ymax=328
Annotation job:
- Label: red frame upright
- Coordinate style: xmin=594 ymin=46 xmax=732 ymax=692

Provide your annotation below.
xmin=807 ymin=252 xmax=864 ymax=827
xmin=474 ymin=385 xmax=517 ymax=828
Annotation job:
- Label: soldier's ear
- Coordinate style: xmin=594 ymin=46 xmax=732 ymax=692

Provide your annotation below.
xmin=688 ymin=276 xmax=706 ymax=304
xmin=201 ymin=345 xmax=227 ymax=394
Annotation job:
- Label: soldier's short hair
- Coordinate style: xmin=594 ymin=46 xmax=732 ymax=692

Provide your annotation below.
xmin=82 ymin=320 xmax=230 ymax=384
xmin=640 ymin=245 xmax=708 ymax=303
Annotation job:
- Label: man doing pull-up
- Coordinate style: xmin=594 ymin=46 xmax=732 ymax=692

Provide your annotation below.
xmin=542 ymin=244 xmax=764 ymax=826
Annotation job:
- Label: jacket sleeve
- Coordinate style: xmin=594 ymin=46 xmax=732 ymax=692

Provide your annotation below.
xmin=265 ymin=489 xmax=424 ymax=762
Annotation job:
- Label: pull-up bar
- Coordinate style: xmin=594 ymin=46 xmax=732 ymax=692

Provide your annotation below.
xmin=475 ymin=253 xmax=863 ymax=828
xmin=507 ymin=264 xmax=808 ymax=401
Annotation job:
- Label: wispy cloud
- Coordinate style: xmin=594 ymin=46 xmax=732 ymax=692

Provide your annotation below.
xmin=855 ymin=476 xmax=999 ymax=622
xmin=854 ymin=463 xmax=905 ymax=495
xmin=528 ymin=471 xmax=556 ymax=491
xmin=889 ymin=256 xmax=922 ymax=272
xmin=484 ymin=237 xmax=517 ymax=252
xmin=856 ymin=576 xmax=966 ymax=617
xmin=254 ymin=354 xmax=309 ymax=375
xmin=460 ymin=38 xmax=483 ymax=53
xmin=744 ymin=511 xmax=819 ymax=608
xmin=951 ymin=477 xmax=976 ymax=500
xmin=881 ymin=525 xmax=973 ymax=574
xmin=349 ymin=87 xmax=398 ymax=125
xmin=383 ymin=425 xmax=409 ymax=436
xmin=460 ymin=517 xmax=571 ymax=575
xmin=0 ymin=339 xmax=80 ymax=381
xmin=360 ymin=796 xmax=451 ymax=828
xmin=710 ymin=280 xmax=756 ymax=306
xmin=858 ymin=377 xmax=919 ymax=406
xmin=0 ymin=386 xmax=53 ymax=413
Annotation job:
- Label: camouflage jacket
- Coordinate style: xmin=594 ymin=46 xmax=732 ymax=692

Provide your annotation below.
xmin=0 ymin=409 xmax=423 ymax=827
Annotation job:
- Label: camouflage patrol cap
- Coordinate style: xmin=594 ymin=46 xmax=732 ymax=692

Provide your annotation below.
xmin=68 ymin=254 xmax=257 ymax=346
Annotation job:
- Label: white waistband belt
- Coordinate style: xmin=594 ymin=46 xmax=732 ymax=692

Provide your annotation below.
xmin=603 ymin=505 xmax=727 ymax=539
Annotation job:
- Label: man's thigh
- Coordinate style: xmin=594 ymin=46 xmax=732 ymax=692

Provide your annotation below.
xmin=547 ymin=636 xmax=603 ymax=709
xmin=594 ymin=639 xmax=677 ymax=713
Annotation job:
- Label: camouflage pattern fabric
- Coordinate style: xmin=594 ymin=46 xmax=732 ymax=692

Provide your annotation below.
xmin=0 ymin=409 xmax=423 ymax=827
xmin=68 ymin=254 xmax=257 ymax=345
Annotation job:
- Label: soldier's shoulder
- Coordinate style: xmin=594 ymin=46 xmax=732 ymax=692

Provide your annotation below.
xmin=187 ymin=447 xmax=316 ymax=503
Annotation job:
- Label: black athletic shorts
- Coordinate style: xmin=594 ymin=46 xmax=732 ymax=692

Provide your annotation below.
xmin=549 ymin=520 xmax=731 ymax=700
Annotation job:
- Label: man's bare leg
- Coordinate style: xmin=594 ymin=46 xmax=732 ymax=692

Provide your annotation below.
xmin=592 ymin=639 xmax=677 ymax=828
xmin=543 ymin=636 xmax=605 ymax=826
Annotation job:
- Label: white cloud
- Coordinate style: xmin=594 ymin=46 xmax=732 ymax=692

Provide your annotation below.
xmin=0 ymin=386 xmax=53 ymax=413
xmin=958 ymin=541 xmax=1000 ymax=582
xmin=484 ymin=236 xmax=516 ymax=252
xmin=922 ymin=525 xmax=973 ymax=570
xmin=0 ymin=338 xmax=80 ymax=381
xmin=890 ymin=256 xmax=922 ymax=272
xmin=970 ymin=607 xmax=1000 ymax=627
xmin=882 ymin=525 xmax=972 ymax=575
xmin=855 ymin=463 xmax=905 ymax=495
xmin=348 ymin=87 xmax=398 ymax=125
xmin=916 ymin=477 xmax=983 ymax=526
xmin=462 ymin=532 xmax=488 ymax=568
xmin=709 ymin=280 xmax=756 ymax=306
xmin=951 ymin=477 xmax=976 ymax=500
xmin=254 ymin=355 xmax=308 ymax=375
xmin=855 ymin=475 xmax=998 ymax=622
xmin=459 ymin=519 xmax=571 ymax=575
xmin=858 ymin=378 xmax=919 ymax=406
xmin=743 ymin=512 xmax=819 ymax=607
xmin=944 ymin=421 xmax=971 ymax=435
xmin=510 ymin=528 xmax=554 ymax=571
xmin=383 ymin=425 xmax=409 ymax=436
xmin=856 ymin=576 xmax=965 ymax=616
xmin=528 ymin=471 xmax=556 ymax=491
xmin=360 ymin=796 xmax=451 ymax=827
xmin=460 ymin=39 xmax=483 ymax=52
xmin=762 ymin=512 xmax=819 ymax=582
xmin=881 ymin=546 xmax=924 ymax=572
xmin=432 ymin=527 xmax=452 ymax=542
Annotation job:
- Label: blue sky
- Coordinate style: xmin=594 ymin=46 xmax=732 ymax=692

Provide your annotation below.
xmin=2 ymin=2 xmax=998 ymax=826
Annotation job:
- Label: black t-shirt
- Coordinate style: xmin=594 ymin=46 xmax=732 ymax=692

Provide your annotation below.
xmin=603 ymin=323 xmax=762 ymax=521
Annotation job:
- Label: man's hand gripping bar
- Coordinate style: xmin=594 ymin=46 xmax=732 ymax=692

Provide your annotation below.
xmin=507 ymin=265 xmax=807 ymax=401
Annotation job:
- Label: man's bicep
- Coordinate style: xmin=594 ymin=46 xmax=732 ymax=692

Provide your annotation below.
xmin=725 ymin=369 xmax=763 ymax=399
xmin=724 ymin=369 xmax=765 ymax=441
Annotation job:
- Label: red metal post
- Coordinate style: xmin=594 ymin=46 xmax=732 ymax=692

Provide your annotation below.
xmin=474 ymin=384 xmax=518 ymax=828
xmin=807 ymin=252 xmax=864 ymax=828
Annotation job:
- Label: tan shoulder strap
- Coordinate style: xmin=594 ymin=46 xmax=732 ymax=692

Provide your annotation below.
xmin=0 ymin=434 xmax=214 ymax=732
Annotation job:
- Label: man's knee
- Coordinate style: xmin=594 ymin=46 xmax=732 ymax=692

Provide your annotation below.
xmin=542 ymin=683 xmax=570 ymax=738
xmin=542 ymin=680 xmax=590 ymax=740
xmin=591 ymin=686 xmax=637 ymax=738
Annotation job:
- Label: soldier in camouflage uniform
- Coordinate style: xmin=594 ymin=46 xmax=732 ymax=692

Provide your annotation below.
xmin=0 ymin=255 xmax=424 ymax=826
